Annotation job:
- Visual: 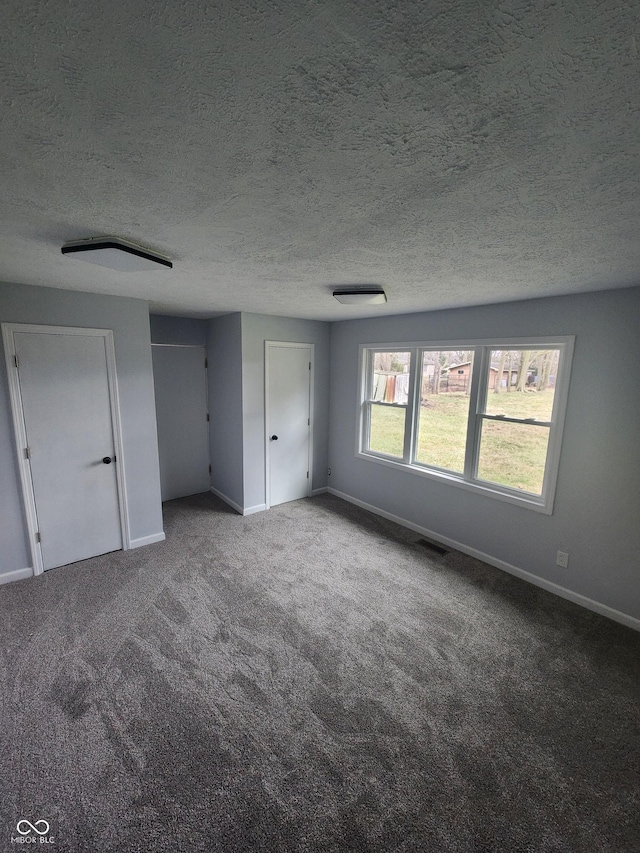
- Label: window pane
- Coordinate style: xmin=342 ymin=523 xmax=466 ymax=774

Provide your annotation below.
xmin=477 ymin=420 xmax=550 ymax=495
xmin=484 ymin=350 xmax=559 ymax=421
xmin=416 ymin=350 xmax=472 ymax=473
xmin=369 ymin=404 xmax=406 ymax=458
xmin=370 ymin=352 xmax=411 ymax=403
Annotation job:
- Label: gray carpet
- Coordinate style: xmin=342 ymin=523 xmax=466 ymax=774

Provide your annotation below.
xmin=1 ymin=492 xmax=638 ymax=852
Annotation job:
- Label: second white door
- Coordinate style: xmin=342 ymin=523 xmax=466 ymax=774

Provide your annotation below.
xmin=266 ymin=343 xmax=312 ymax=507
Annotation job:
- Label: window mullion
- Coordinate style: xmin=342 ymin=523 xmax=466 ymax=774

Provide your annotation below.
xmin=463 ymin=347 xmax=486 ymax=481
xmin=410 ymin=348 xmax=425 ymax=465
xmin=403 ymin=348 xmax=418 ymax=463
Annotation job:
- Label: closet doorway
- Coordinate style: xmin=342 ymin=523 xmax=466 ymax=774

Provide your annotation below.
xmin=152 ymin=344 xmax=210 ymax=501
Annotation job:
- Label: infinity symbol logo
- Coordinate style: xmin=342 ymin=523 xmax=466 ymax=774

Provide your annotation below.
xmin=16 ymin=819 xmax=50 ymax=836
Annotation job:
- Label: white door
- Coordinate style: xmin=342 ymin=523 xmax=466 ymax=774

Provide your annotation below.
xmin=12 ymin=329 xmax=123 ymax=570
xmin=266 ymin=343 xmax=312 ymax=507
xmin=152 ymin=345 xmax=210 ymax=501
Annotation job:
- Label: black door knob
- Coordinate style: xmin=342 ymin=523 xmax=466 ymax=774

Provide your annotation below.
xmin=102 ymin=456 xmax=112 ymax=464
xmin=270 ymin=435 xmax=278 ymax=441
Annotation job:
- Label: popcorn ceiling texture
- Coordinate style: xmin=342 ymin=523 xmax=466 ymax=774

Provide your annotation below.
xmin=0 ymin=0 xmax=638 ymax=319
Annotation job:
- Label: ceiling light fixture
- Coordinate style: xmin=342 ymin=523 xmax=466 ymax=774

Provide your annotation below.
xmin=333 ymin=287 xmax=387 ymax=305
xmin=61 ymin=237 xmax=173 ymax=271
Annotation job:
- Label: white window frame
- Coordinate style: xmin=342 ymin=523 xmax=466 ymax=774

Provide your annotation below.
xmin=357 ymin=336 xmax=574 ymax=514
xmin=361 ymin=348 xmax=416 ymax=463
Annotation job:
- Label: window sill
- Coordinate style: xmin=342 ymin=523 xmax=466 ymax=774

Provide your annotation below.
xmin=356 ymin=450 xmax=553 ymax=514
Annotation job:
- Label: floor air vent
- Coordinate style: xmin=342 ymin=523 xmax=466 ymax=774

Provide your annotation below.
xmin=416 ymin=538 xmax=448 ymax=556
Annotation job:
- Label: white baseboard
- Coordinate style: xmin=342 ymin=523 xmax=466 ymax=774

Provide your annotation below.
xmin=0 ymin=567 xmax=33 ymax=586
xmin=129 ymin=532 xmax=166 ymax=549
xmin=243 ymin=503 xmax=267 ymax=516
xmin=210 ymin=486 xmax=267 ymax=516
xmin=210 ymin=486 xmax=243 ymax=515
xmin=328 ymin=488 xmax=640 ymax=632
xmin=311 ymin=487 xmax=329 ymax=497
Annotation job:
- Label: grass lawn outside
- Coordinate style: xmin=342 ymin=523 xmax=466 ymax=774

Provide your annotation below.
xmin=368 ymin=390 xmax=556 ymax=495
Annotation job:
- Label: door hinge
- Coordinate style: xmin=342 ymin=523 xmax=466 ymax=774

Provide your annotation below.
xmin=309 ymin=362 xmax=311 ymax=370
xmin=24 ymin=447 xmax=30 ymax=459
xmin=208 ymin=464 xmax=211 ymax=474
xmin=206 ymin=413 xmax=210 ymax=422
xmin=307 ymin=418 xmax=310 ymax=426
xmin=306 ymin=471 xmax=309 ymax=479
xmin=35 ymin=532 xmax=41 ymax=543
xmin=204 ymin=357 xmax=208 ymax=369
xmin=14 ymin=354 xmax=19 ymax=369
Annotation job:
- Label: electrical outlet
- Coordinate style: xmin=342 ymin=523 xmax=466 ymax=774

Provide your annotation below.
xmin=556 ymin=550 xmax=569 ymax=568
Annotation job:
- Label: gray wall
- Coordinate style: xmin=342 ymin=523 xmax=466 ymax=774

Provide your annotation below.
xmin=5 ymin=285 xmax=636 ymax=625
xmin=205 ymin=312 xmax=330 ymax=514
xmin=0 ymin=282 xmax=164 ymax=579
xmin=207 ymin=313 xmax=244 ymax=510
xmin=241 ymin=313 xmax=331 ymax=512
xmin=328 ymin=287 xmax=640 ymax=623
xmin=150 ymin=314 xmax=207 ymax=346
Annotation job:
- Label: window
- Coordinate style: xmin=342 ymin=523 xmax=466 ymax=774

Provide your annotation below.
xmin=365 ymin=351 xmax=411 ymax=459
xmin=415 ymin=350 xmax=473 ymax=474
xmin=359 ymin=338 xmax=574 ymax=513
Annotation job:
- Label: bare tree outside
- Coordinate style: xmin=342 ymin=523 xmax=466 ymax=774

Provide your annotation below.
xmin=515 ymin=350 xmax=532 ymax=392
xmin=494 ymin=350 xmax=507 ymax=393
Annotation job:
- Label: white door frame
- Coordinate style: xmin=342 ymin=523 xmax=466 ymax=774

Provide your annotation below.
xmin=264 ymin=341 xmax=314 ymax=510
xmin=1 ymin=323 xmax=130 ymax=576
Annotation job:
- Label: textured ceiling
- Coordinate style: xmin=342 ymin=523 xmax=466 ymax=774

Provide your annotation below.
xmin=1 ymin=0 xmax=638 ymax=320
